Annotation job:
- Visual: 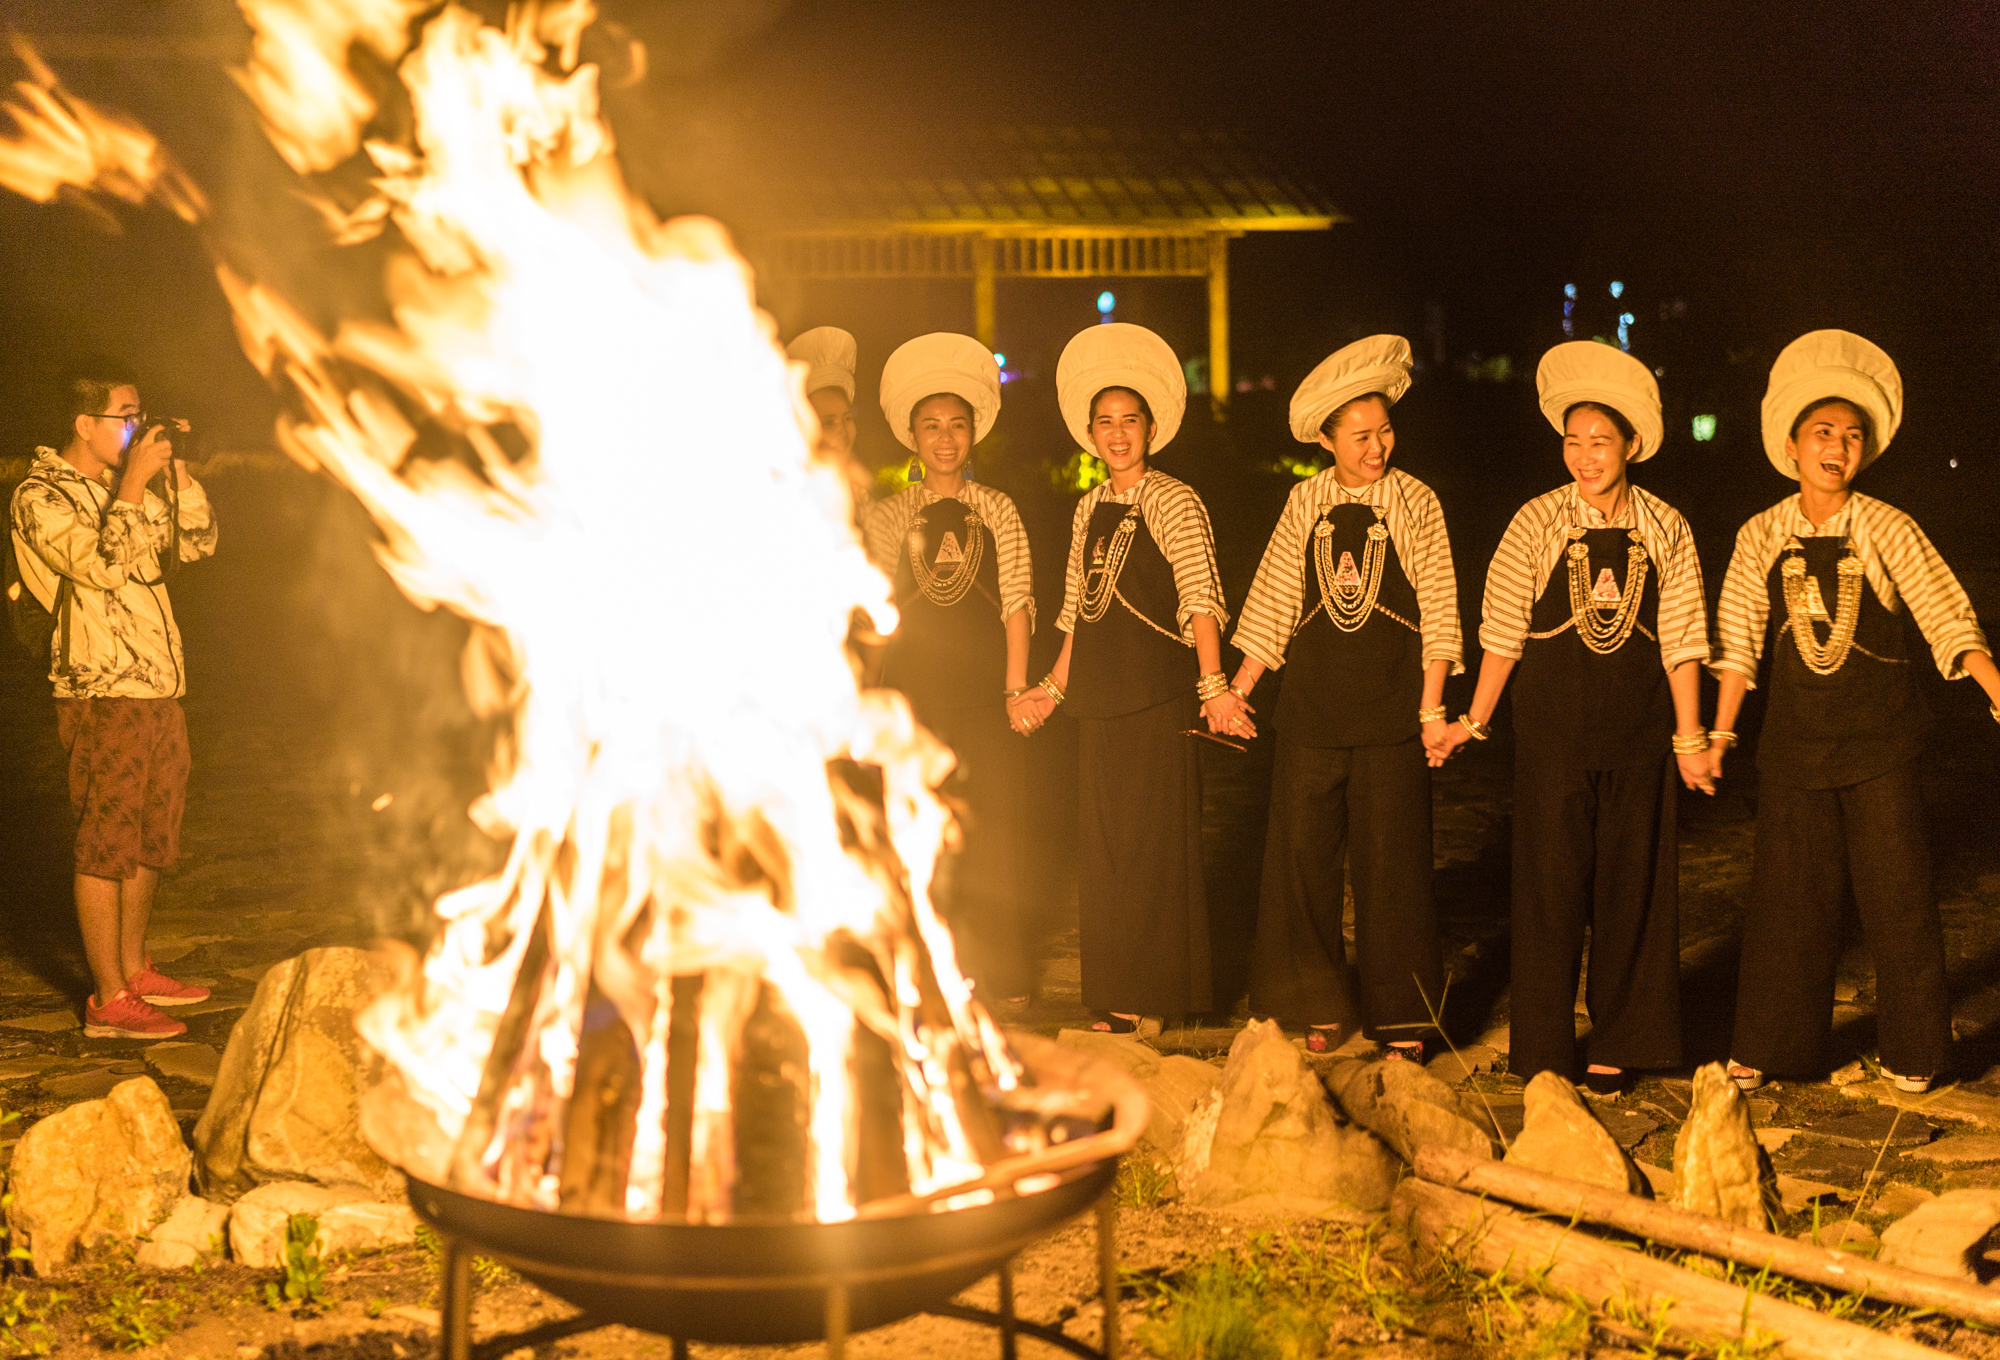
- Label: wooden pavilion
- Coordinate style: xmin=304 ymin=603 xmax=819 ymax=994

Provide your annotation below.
xmin=742 ymin=127 xmax=1343 ymax=415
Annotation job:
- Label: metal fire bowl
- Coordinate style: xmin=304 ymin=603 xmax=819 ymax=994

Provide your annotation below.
xmin=404 ymin=1033 xmax=1147 ymax=1345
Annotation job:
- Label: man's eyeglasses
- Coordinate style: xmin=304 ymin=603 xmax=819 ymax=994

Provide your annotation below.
xmin=85 ymin=412 xmax=144 ymax=426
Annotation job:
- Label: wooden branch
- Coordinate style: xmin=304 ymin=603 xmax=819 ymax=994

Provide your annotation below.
xmin=1394 ymin=1178 xmax=1950 ymax=1360
xmin=1415 ymin=1144 xmax=2000 ymax=1329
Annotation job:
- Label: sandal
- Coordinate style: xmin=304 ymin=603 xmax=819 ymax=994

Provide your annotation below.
xmin=1384 ymin=1039 xmax=1425 ymax=1063
xmin=1877 ymin=1062 xmax=1933 ymax=1094
xmin=1726 ymin=1059 xmax=1766 ymax=1093
xmin=1305 ymin=1026 xmax=1340 ymax=1054
xmin=1091 ymin=1014 xmax=1138 ymax=1035
xmin=1582 ymin=1066 xmax=1630 ymax=1097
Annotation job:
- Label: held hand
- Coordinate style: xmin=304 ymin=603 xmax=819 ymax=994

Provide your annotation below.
xmin=1429 ymin=722 xmax=1480 ymax=767
xmin=1008 ymin=690 xmax=1055 ymax=735
xmin=1203 ymin=692 xmax=1255 ymax=738
xmin=1420 ymin=718 xmax=1453 ymax=765
xmin=1676 ymin=751 xmax=1717 ymax=796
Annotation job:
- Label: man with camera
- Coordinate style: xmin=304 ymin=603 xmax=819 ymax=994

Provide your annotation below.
xmin=8 ymin=374 xmax=219 ymax=1039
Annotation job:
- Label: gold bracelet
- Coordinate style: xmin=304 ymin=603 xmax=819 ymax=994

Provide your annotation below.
xmin=1670 ymin=730 xmax=1711 ymax=755
xmin=1418 ymin=705 xmax=1448 ymax=724
xmin=1196 ymin=671 xmax=1230 ymax=702
xmin=1230 ymin=682 xmax=1252 ymax=700
xmin=1039 ymin=675 xmax=1065 ymax=705
xmin=1709 ymin=730 xmax=1738 ymax=749
xmin=1457 ymin=714 xmax=1490 ymax=740
xmin=1005 ymin=687 xmax=1030 ymax=700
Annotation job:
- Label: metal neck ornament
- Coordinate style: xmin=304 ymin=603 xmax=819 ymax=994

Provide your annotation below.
xmin=1077 ymin=508 xmax=1140 ymax=623
xmin=1565 ymin=527 xmax=1650 ymax=655
xmin=1780 ymin=538 xmax=1865 ymax=676
xmin=1313 ymin=506 xmax=1390 ymax=632
xmin=906 ymin=509 xmax=984 ymax=607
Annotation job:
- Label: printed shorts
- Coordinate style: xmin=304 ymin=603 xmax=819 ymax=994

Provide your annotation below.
xmin=55 ymin=697 xmax=189 ymax=879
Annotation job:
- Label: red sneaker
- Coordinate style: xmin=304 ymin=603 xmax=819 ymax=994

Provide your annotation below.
xmin=84 ymin=990 xmax=187 ymax=1040
xmin=127 ymin=961 xmax=211 ymax=1007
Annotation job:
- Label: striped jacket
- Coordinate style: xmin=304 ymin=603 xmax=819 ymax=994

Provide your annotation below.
xmin=1711 ymin=492 xmax=1988 ymax=686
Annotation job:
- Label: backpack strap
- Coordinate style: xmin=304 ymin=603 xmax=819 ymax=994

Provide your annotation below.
xmin=17 ymin=471 xmax=94 ymax=677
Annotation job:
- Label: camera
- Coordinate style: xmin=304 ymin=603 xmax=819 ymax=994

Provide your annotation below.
xmin=124 ymin=415 xmax=199 ymax=463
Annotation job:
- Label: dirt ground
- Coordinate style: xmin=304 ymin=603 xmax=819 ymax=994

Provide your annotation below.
xmin=3 ymin=462 xmax=2000 ymax=1356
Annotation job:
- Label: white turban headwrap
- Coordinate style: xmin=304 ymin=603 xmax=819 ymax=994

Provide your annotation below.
xmin=1056 ymin=323 xmax=1187 ymax=453
xmin=1760 ymin=329 xmax=1903 ymax=478
xmin=1289 ymin=335 xmax=1412 ymax=442
xmin=1536 ymin=341 xmax=1665 ymax=463
xmin=878 ymin=332 xmax=1001 ymax=452
xmin=786 ymin=326 xmax=857 ymax=401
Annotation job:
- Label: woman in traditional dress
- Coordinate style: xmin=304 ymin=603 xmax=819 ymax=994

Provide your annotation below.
xmin=1225 ymin=336 xmax=1463 ymax=1057
xmin=862 ymin=333 xmax=1037 ymax=1007
xmin=1436 ymin=342 xmax=1714 ymax=1091
xmin=1013 ymin=324 xmax=1231 ymax=1036
xmin=1713 ymin=331 xmax=2000 ymax=1093
xmin=787 ymin=326 xmax=859 ymax=461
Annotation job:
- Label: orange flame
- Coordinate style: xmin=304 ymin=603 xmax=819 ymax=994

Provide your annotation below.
xmin=0 ymin=37 xmax=205 ymax=220
xmin=0 ymin=0 xmax=1033 ymax=1225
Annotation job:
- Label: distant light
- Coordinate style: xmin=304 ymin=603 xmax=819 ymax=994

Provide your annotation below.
xmin=1610 ymin=281 xmax=1625 ymax=298
xmin=1563 ymin=283 xmax=1577 ymax=299
xmin=1616 ymin=311 xmax=1633 ymax=351
xmin=1950 ymin=457 xmax=1960 ymax=468
xmin=992 ymin=352 xmax=1005 ymax=367
xmin=1692 ymin=414 xmax=1717 ymax=442
xmin=1096 ymin=291 xmax=1115 ymax=314
xmin=1654 ymin=366 xmax=1666 ymax=377
xmin=1620 ymin=312 xmax=1635 ymax=325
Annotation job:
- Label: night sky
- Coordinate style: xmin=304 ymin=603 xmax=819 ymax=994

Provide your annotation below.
xmin=1 ymin=1 xmax=1995 ymax=534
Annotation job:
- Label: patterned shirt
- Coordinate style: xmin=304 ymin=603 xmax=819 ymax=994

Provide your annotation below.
xmin=1056 ymin=470 xmax=1228 ymax=640
xmin=863 ymin=481 xmax=1035 ymax=627
xmin=1712 ymin=492 xmax=1989 ymax=686
xmin=9 ymin=447 xmax=219 ymax=699
xmin=1479 ymin=483 xmax=1710 ymax=671
xmin=1232 ymin=467 xmax=1464 ymax=674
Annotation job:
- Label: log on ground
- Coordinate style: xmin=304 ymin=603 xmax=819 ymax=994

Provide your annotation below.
xmin=1413 ymin=1143 xmax=2000 ymax=1329
xmin=1393 ymin=1178 xmax=1948 ymax=1360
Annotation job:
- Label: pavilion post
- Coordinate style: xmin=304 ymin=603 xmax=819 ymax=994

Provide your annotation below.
xmin=973 ymin=234 xmax=997 ymax=353
xmin=1205 ymin=230 xmax=1230 ymax=419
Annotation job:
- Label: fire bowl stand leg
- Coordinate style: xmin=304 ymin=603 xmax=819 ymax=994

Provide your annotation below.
xmin=440 ymin=1235 xmax=472 ymax=1360
xmin=921 ymin=1189 xmax=1121 ymax=1359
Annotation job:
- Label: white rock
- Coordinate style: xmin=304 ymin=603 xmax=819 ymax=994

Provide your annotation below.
xmin=1673 ymin=1062 xmax=1774 ymax=1230
xmin=1880 ymin=1190 xmax=2000 ymax=1282
xmin=1505 ymin=1071 xmax=1647 ymax=1194
xmin=193 ymin=947 xmax=401 ymax=1203
xmin=1175 ymin=1020 xmax=1397 ymax=1213
xmin=1797 ymin=1219 xmax=1877 ymax=1253
xmin=135 ymin=1196 xmax=230 ymax=1270
xmin=5 ymin=1077 xmax=191 ymax=1276
xmin=227 ymin=1182 xmax=417 ymax=1268
xmin=1055 ymin=1030 xmax=1221 ymax=1157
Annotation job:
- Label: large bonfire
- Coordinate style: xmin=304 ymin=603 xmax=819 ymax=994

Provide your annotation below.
xmin=0 ymin=1 xmax=1068 ymax=1223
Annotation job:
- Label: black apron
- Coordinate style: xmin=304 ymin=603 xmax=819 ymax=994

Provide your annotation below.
xmin=1065 ymin=499 xmax=1196 ymax=719
xmin=1274 ymin=502 xmax=1424 ymax=748
xmin=1755 ymin=535 xmax=1928 ymax=791
xmin=1510 ymin=526 xmax=1672 ymax=770
xmin=880 ymin=496 xmax=1007 ymax=724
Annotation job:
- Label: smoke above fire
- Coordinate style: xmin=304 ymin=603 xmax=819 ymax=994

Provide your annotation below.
xmin=0 ymin=1 xmax=1044 ymax=1223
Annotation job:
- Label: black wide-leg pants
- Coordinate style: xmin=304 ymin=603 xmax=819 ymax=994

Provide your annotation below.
xmin=1730 ymin=759 xmax=1948 ymax=1080
xmin=1509 ymin=753 xmax=1683 ymax=1082
xmin=925 ymin=702 xmax=1032 ymax=1002
xmin=1248 ymin=736 xmax=1442 ymax=1039
xmin=1077 ymin=694 xmax=1213 ymax=1018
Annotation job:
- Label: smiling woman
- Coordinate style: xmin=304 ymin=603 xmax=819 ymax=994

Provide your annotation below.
xmin=1013 ymin=323 xmax=1230 ymax=1037
xmin=1437 ymin=341 xmax=1713 ymax=1094
xmin=860 ymin=333 xmax=1037 ymax=1008
xmin=1228 ymin=335 xmax=1465 ymax=1061
xmin=1709 ymin=330 xmax=2000 ymax=1096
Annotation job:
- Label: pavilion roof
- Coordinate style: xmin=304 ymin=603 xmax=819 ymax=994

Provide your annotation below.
xmin=760 ymin=126 xmax=1342 ymax=234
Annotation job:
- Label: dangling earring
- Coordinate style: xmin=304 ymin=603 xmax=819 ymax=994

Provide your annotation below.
xmin=963 ymin=458 xmax=975 ymax=483
xmin=907 ymin=456 xmax=924 ymax=483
